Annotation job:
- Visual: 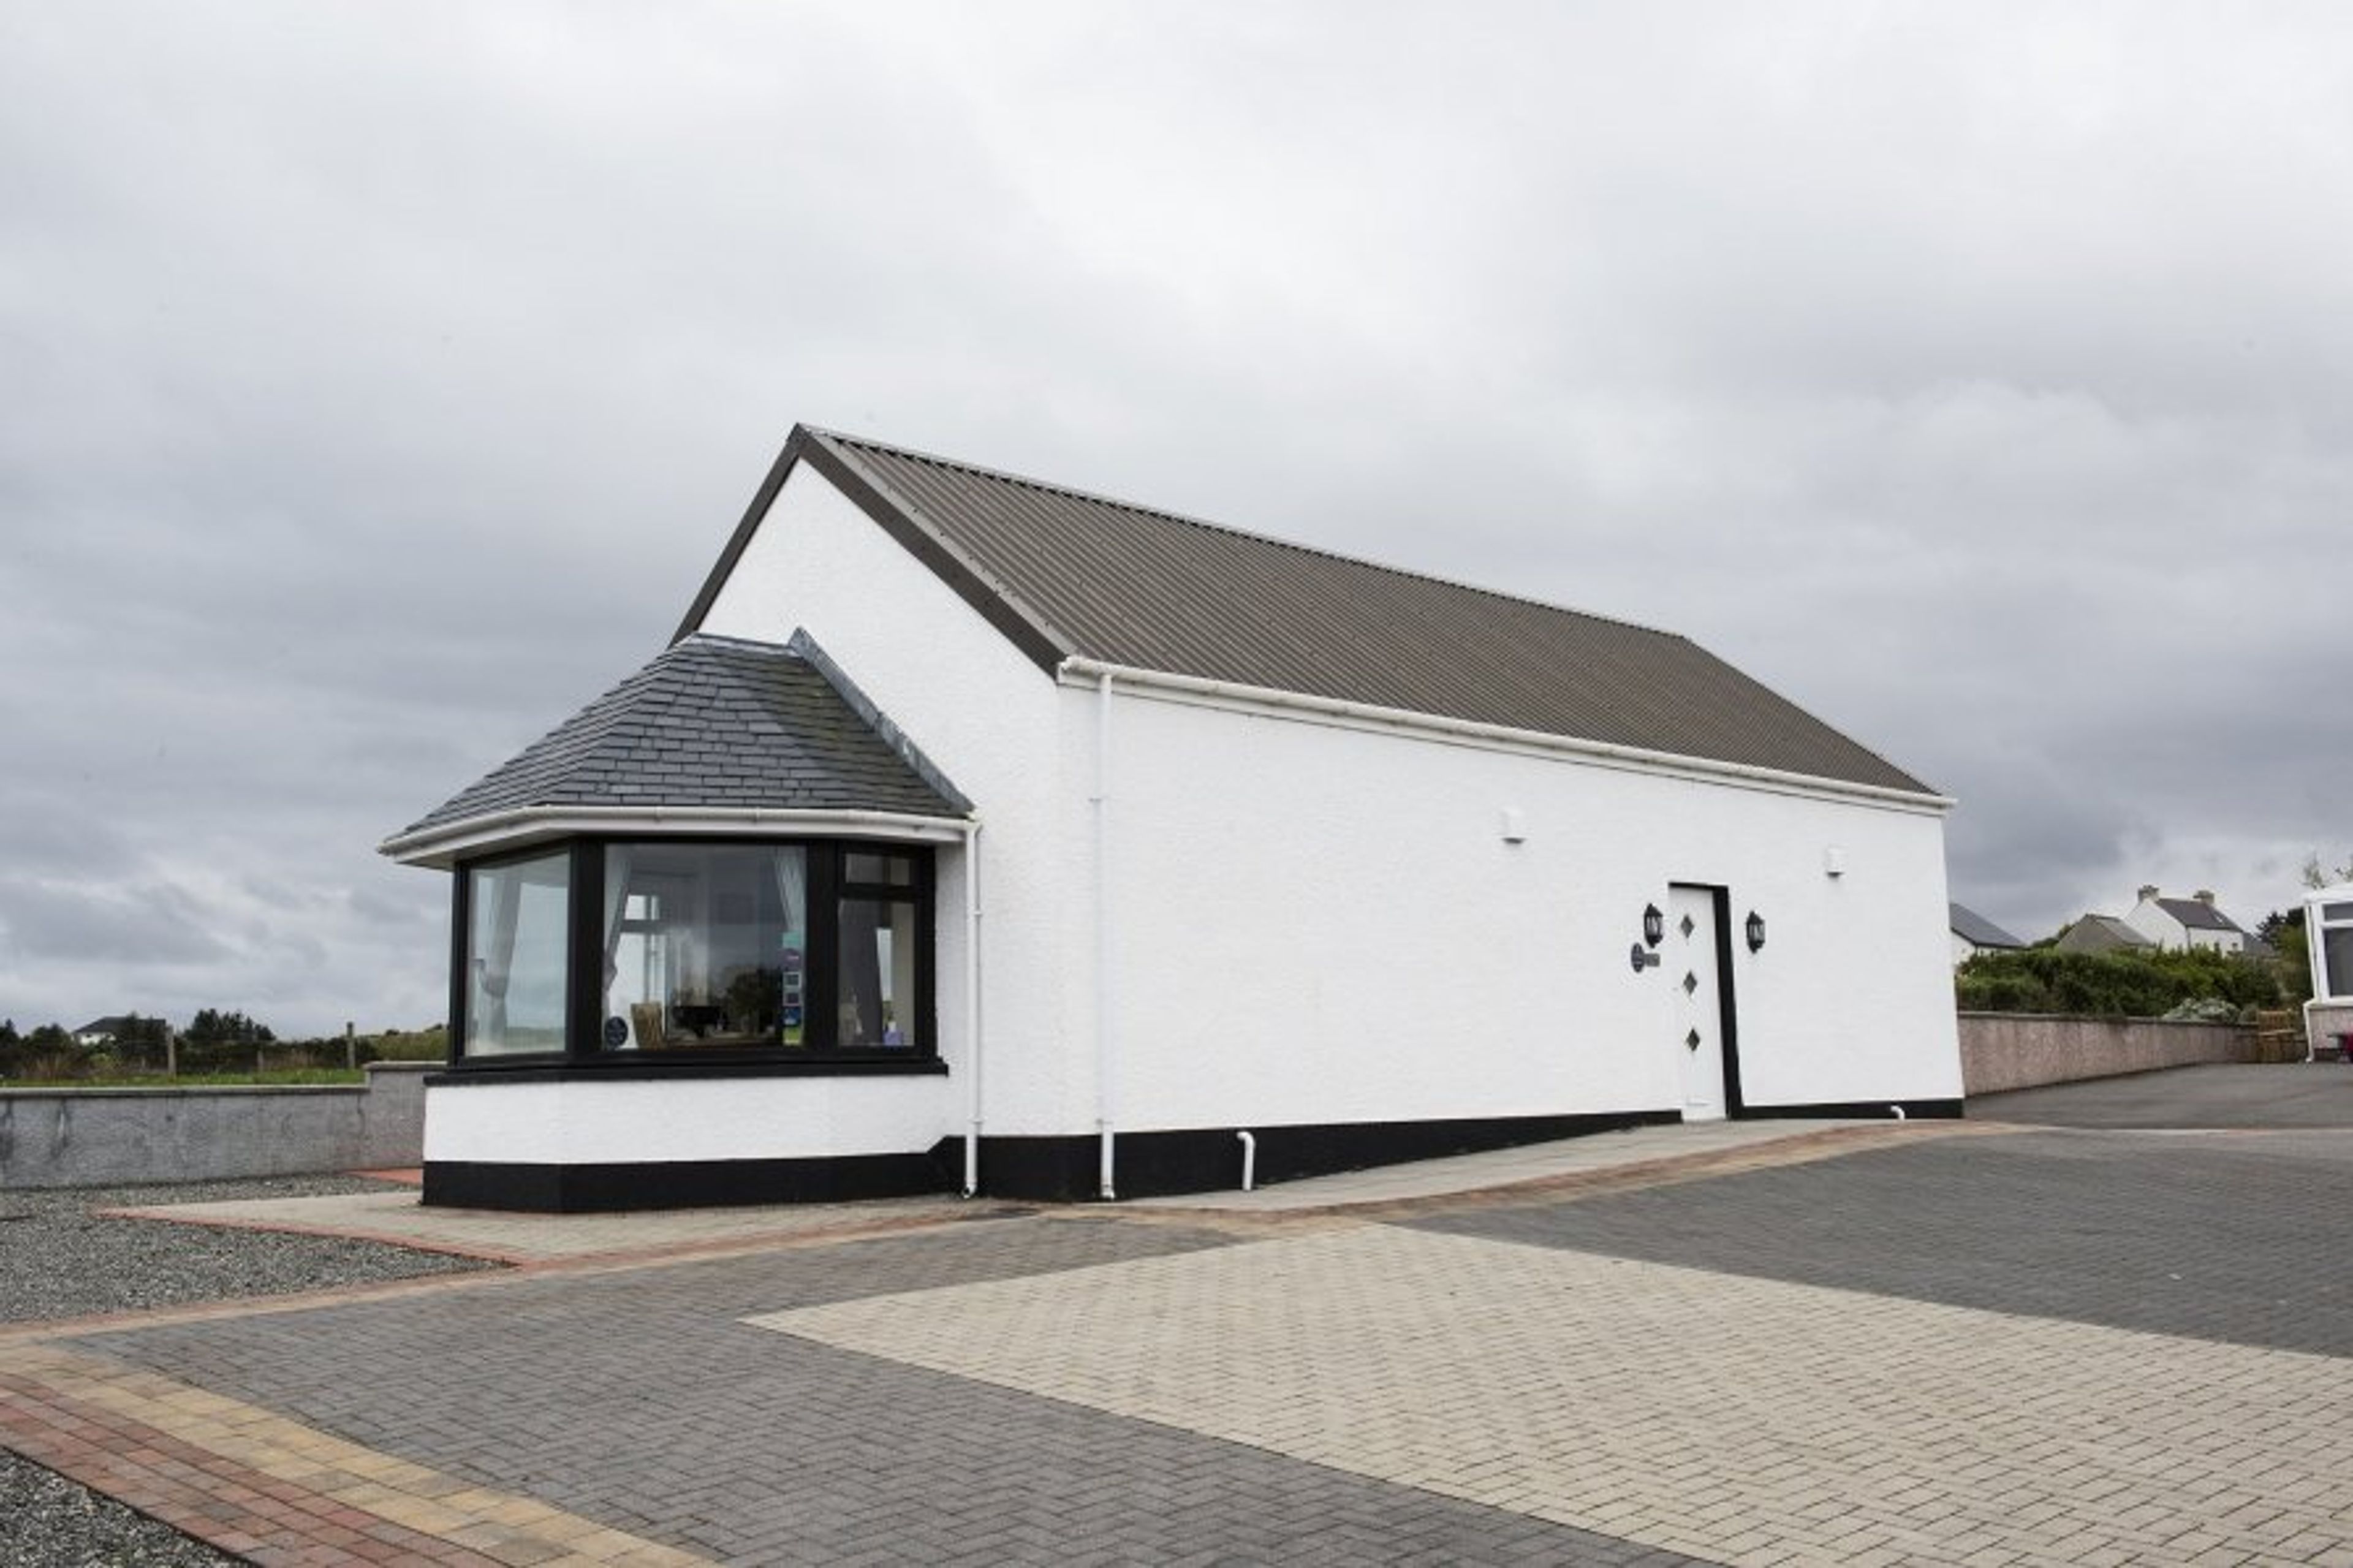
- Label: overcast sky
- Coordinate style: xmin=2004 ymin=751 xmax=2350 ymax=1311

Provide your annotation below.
xmin=4 ymin=2 xmax=2349 ymax=1035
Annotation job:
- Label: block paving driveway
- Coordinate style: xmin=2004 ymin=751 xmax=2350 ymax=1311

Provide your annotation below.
xmin=4 ymin=1064 xmax=2352 ymax=1566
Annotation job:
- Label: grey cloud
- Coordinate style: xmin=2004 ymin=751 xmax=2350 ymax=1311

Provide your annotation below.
xmin=2 ymin=2 xmax=2347 ymax=1028
xmin=0 ymin=877 xmax=232 ymax=966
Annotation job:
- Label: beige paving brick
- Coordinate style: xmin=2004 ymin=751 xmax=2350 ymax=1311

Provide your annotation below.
xmin=754 ymin=1224 xmax=2353 ymax=1568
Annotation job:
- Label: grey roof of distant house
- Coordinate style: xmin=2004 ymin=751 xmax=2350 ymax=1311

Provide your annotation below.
xmin=73 ymin=1015 xmax=137 ymax=1037
xmin=2054 ymin=914 xmax=2154 ymax=954
xmin=2156 ymin=896 xmax=2246 ymax=934
xmin=1949 ymin=903 xmax=2026 ymax=950
xmin=678 ymin=425 xmax=1939 ymax=798
xmin=398 ymin=632 xmax=967 ymax=838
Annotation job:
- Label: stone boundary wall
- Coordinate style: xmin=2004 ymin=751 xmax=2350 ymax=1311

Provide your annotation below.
xmin=1957 ymin=1013 xmax=2276 ymax=1097
xmin=0 ymin=1062 xmax=431 ymax=1190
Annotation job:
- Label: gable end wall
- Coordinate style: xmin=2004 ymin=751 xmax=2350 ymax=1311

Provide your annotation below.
xmin=696 ymin=462 xmax=1082 ymax=1134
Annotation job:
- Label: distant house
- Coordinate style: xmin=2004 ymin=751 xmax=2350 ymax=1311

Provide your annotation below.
xmin=1949 ymin=903 xmax=2026 ymax=966
xmin=2120 ymin=885 xmax=2251 ymax=954
xmin=72 ymin=1015 xmax=137 ymax=1047
xmin=2052 ymin=915 xmax=2153 ymax=956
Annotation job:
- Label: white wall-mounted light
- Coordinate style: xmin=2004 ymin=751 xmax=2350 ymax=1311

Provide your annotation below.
xmin=1500 ymin=808 xmax=1526 ymax=844
xmin=1824 ymin=845 xmax=1846 ymax=878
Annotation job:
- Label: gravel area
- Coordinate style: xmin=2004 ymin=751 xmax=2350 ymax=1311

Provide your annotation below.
xmin=0 ymin=1175 xmax=495 ymax=1324
xmin=0 ymin=1450 xmax=240 ymax=1567
xmin=1 ymin=1176 xmax=500 ymax=1566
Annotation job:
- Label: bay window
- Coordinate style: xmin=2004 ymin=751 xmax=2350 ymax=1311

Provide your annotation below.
xmin=449 ymin=839 xmax=936 ymax=1066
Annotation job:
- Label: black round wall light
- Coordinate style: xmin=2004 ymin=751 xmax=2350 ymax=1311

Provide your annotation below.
xmin=1642 ymin=903 xmax=1664 ymax=949
xmin=1745 ymin=910 xmax=1767 ymax=953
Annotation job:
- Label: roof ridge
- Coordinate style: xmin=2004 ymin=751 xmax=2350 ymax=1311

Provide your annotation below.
xmin=809 ymin=424 xmax=1681 ymax=644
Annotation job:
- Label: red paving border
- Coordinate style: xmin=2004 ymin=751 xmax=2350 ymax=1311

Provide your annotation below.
xmin=0 ymin=1369 xmax=504 ymax=1567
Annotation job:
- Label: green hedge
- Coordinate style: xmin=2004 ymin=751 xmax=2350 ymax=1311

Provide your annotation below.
xmin=1956 ymin=946 xmax=2280 ymax=1018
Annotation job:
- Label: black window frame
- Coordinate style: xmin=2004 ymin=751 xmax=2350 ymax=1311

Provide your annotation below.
xmin=447 ymin=842 xmax=587 ymax=1067
xmin=445 ymin=836 xmax=939 ymax=1076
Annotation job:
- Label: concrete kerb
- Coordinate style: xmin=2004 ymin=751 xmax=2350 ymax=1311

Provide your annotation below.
xmin=1122 ymin=1118 xmax=2003 ymax=1227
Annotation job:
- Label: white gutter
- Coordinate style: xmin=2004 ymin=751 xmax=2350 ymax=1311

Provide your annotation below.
xmin=961 ymin=820 xmax=985 ymax=1198
xmin=379 ymin=805 xmax=973 ymax=868
xmin=1095 ymin=668 xmax=1118 ymax=1202
xmin=1055 ymin=657 xmax=1955 ymax=816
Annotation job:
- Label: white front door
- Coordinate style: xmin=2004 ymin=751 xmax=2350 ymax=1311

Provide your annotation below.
xmin=1670 ymin=885 xmax=1727 ymax=1121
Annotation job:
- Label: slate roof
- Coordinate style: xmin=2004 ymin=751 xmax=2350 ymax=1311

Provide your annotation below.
xmin=2155 ymin=896 xmax=2246 ymax=934
xmin=678 ymin=425 xmax=1938 ymax=798
xmin=396 ymin=632 xmax=967 ymax=839
xmin=1949 ymin=903 xmax=2026 ymax=950
xmin=2053 ymin=914 xmax=2153 ymax=955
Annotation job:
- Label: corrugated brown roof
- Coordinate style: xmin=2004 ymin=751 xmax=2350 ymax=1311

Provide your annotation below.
xmin=681 ymin=426 xmax=1936 ymax=797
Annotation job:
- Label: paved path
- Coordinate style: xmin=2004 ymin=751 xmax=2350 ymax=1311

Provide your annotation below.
xmin=4 ymin=1088 xmax=2351 ymax=1566
xmin=1972 ymin=1061 xmax=2353 ymax=1129
xmin=1128 ymin=1117 xmax=1879 ymax=1212
xmin=99 ymin=1187 xmax=1014 ymax=1265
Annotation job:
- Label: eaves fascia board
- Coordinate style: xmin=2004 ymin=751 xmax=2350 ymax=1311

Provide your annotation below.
xmin=672 ymin=424 xmax=1080 ymax=678
xmin=671 ymin=428 xmax=811 ymax=645
xmin=797 ymin=430 xmax=1080 ymax=675
xmin=1058 ymin=657 xmax=1956 ymax=817
xmin=378 ymin=805 xmax=976 ymax=870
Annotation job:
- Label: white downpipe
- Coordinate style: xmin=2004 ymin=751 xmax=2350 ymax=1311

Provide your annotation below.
xmin=961 ymin=820 xmax=985 ymax=1199
xmin=1237 ymin=1129 xmax=1257 ymax=1192
xmin=1096 ymin=669 xmax=1118 ymax=1202
xmin=1889 ymin=1104 xmax=1906 ymax=1120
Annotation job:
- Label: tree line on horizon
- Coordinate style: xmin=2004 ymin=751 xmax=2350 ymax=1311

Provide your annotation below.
xmin=0 ymin=1012 xmax=446 ymax=1078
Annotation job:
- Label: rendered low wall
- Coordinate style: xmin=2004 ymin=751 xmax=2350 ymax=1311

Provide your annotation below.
xmin=0 ymin=1062 xmax=430 ymax=1190
xmin=1957 ymin=1013 xmax=2271 ymax=1096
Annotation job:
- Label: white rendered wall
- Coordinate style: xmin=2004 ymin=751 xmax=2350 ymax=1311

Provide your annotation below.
xmin=513 ymin=454 xmax=1958 ymax=1162
xmin=423 ymin=1075 xmax=954 ymax=1165
xmin=695 ymin=464 xmax=1081 ymax=1135
xmin=1077 ymin=686 xmax=1961 ymax=1137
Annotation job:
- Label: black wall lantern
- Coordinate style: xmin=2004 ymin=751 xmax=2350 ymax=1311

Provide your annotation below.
xmin=1642 ymin=903 xmax=1664 ymax=949
xmin=1745 ymin=910 xmax=1767 ymax=953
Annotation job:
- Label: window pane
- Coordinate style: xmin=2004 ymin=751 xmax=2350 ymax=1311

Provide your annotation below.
xmin=602 ymin=844 xmax=807 ymax=1050
xmin=838 ymin=898 xmax=919 ymax=1048
xmin=2324 ymin=928 xmax=2353 ymax=1001
xmin=464 ymin=853 xmax=570 ymax=1056
xmin=2321 ymin=902 xmax=2353 ymax=924
xmin=844 ymin=852 xmax=914 ymax=887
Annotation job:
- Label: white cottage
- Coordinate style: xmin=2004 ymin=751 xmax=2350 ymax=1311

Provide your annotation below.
xmin=382 ymin=425 xmax=1963 ymax=1211
xmin=2120 ymin=885 xmax=2251 ymax=954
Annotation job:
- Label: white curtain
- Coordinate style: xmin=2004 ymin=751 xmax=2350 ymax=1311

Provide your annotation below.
xmin=602 ymin=846 xmax=635 ymax=989
xmin=771 ymin=848 xmax=806 ymax=939
xmin=479 ymin=870 xmax=522 ymax=1039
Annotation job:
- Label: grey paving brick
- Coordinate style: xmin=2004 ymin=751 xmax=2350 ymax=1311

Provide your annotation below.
xmin=72 ymin=1214 xmax=1705 ymax=1566
xmin=1410 ymin=1127 xmax=2353 ymax=1355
